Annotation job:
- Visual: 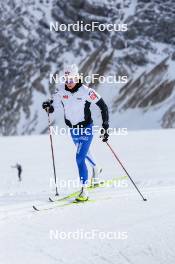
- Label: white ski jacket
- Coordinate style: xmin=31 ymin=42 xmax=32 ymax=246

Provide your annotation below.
xmin=52 ymin=83 xmax=109 ymax=128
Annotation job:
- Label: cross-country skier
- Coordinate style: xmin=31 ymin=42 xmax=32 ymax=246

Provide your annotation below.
xmin=42 ymin=64 xmax=109 ymax=202
xmin=11 ymin=163 xmax=22 ymax=182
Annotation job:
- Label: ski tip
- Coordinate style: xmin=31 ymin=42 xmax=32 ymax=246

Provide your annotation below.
xmin=49 ymin=197 xmax=54 ymax=202
xmin=33 ymin=205 xmax=39 ymax=211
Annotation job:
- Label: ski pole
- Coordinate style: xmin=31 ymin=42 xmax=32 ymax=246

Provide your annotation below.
xmin=47 ymin=110 xmax=59 ymax=196
xmin=106 ymin=141 xmax=147 ymax=201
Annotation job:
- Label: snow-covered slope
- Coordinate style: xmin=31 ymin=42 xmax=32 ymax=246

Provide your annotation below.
xmin=1 ymin=129 xmax=175 ymax=264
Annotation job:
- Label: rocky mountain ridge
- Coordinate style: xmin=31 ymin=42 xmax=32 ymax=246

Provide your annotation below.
xmin=0 ymin=0 xmax=175 ymax=135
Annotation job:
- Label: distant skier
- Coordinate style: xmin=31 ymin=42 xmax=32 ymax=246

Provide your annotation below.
xmin=42 ymin=64 xmax=109 ymax=202
xmin=11 ymin=163 xmax=22 ymax=182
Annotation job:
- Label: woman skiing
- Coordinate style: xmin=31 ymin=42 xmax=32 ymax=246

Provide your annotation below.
xmin=42 ymin=64 xmax=109 ymax=202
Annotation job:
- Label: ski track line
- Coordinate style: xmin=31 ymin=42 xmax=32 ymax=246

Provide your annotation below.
xmin=0 ymin=185 xmax=175 ymax=220
xmin=1 ymin=183 xmax=174 ymax=214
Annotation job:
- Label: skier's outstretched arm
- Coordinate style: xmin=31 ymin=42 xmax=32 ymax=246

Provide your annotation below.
xmin=87 ymin=89 xmax=109 ymax=142
xmin=96 ymin=98 xmax=109 ymax=142
xmin=96 ymin=98 xmax=109 ymax=130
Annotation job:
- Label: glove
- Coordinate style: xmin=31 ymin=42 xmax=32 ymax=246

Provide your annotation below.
xmin=42 ymin=100 xmax=54 ymax=113
xmin=100 ymin=122 xmax=109 ymax=142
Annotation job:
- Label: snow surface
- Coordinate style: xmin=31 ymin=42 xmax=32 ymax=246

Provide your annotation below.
xmin=0 ymin=129 xmax=175 ymax=264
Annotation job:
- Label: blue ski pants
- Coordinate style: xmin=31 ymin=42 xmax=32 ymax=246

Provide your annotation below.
xmin=70 ymin=123 xmax=96 ymax=185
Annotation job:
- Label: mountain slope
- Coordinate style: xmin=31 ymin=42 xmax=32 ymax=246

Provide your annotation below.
xmin=0 ymin=0 xmax=175 ymax=135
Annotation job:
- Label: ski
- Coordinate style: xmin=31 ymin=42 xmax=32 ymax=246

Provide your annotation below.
xmin=33 ymin=198 xmax=96 ymax=211
xmin=49 ymin=190 xmax=80 ymax=203
xmin=32 ymin=176 xmax=126 ymax=212
xmin=49 ymin=176 xmax=127 ymax=203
